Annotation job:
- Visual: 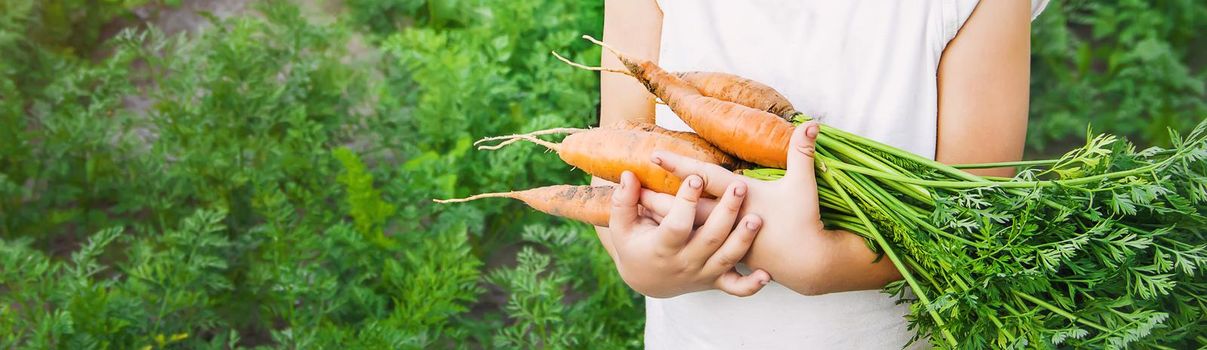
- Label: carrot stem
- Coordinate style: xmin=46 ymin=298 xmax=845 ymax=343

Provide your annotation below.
xmin=821 ymin=166 xmax=959 ymax=347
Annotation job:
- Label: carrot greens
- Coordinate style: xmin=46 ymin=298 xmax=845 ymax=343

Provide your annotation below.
xmin=741 ymin=116 xmax=1207 ymax=349
xmin=460 ymin=37 xmax=1207 ymax=348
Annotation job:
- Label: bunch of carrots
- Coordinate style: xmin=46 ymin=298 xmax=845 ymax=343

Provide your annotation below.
xmin=437 ymin=36 xmax=1207 ymax=348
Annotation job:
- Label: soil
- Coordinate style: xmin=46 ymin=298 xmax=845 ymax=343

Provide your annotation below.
xmin=130 ymin=0 xmax=343 ymax=35
xmin=134 ymin=0 xmax=253 ymax=35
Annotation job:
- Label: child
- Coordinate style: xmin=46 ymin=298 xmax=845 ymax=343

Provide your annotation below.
xmin=592 ymin=0 xmax=1048 ymax=348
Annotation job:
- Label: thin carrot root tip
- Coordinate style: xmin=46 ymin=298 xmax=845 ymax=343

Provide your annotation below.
xmin=518 ymin=127 xmax=588 ymax=137
xmin=475 ymin=138 xmax=522 ymax=150
xmin=551 ymin=51 xmax=632 ymax=76
xmin=474 ymin=135 xmax=512 ymax=147
xmin=476 ymin=134 xmax=560 ymax=151
xmin=473 ymin=128 xmax=586 ymax=147
xmin=581 ymin=34 xmax=620 ymax=57
xmin=473 ymin=135 xmax=519 ymax=150
xmin=474 ymin=128 xmax=586 ymax=150
xmin=432 ymin=191 xmax=515 ymax=204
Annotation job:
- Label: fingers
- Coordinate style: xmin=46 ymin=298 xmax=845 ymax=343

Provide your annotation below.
xmin=683 ymin=181 xmax=747 ymax=263
xmin=639 ymin=188 xmax=716 ymax=225
xmin=637 ymin=203 xmax=665 ymax=223
xmin=714 ymin=268 xmax=771 ymax=297
xmin=783 ymin=122 xmax=821 ymax=185
xmin=704 ymin=215 xmax=762 ymax=277
xmin=608 ymin=171 xmax=641 ymax=238
xmin=658 ymin=174 xmax=705 ymax=246
xmin=652 ymin=151 xmax=742 ymax=198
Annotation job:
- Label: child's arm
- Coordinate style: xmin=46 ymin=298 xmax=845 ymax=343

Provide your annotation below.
xmin=598 ymin=0 xmax=661 ymax=129
xmin=642 ymin=0 xmax=1032 ymax=296
xmin=591 ymin=0 xmax=661 ymax=260
xmin=936 ymin=0 xmax=1031 ymax=177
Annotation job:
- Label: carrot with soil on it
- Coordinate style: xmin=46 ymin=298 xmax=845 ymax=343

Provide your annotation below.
xmin=580 ymin=34 xmax=796 ymax=168
xmin=474 ymin=122 xmax=747 ymax=168
xmin=552 ymin=52 xmax=799 ymax=121
xmin=473 ymin=122 xmax=734 ymax=162
xmin=475 ymin=127 xmax=738 ymax=195
xmin=673 ymin=71 xmax=799 ymax=120
xmin=615 ymin=120 xmax=744 ymax=156
xmin=435 ymin=185 xmax=614 ymax=226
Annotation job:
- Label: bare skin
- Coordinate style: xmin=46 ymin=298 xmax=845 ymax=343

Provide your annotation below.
xmin=590 ymin=0 xmax=775 ymax=298
xmin=608 ymin=171 xmax=771 ymax=298
xmin=595 ymin=0 xmax=1031 ymax=297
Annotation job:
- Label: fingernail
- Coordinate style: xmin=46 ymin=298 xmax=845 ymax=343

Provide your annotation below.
xmin=746 ymin=219 xmax=760 ymax=230
xmin=733 ymin=184 xmax=746 ymax=197
xmin=688 ymin=176 xmax=702 ymax=189
xmin=806 ymin=123 xmax=820 ymax=138
xmin=651 ymin=156 xmax=662 ymax=165
xmin=760 ymin=279 xmax=770 ymax=285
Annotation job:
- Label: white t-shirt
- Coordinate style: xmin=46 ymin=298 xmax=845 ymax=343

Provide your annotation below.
xmin=647 ymin=1 xmax=1047 ymax=348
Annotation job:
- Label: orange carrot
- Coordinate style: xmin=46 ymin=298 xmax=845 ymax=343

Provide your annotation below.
xmin=584 ymin=35 xmax=794 ymax=168
xmin=475 ymin=122 xmax=750 ymax=171
xmin=552 ymin=51 xmax=798 ymax=120
xmin=477 ymin=128 xmax=738 ymax=194
xmin=674 ymin=71 xmax=799 ymax=120
xmin=612 ymin=120 xmax=730 ymax=155
xmin=435 ymin=185 xmax=613 ymax=226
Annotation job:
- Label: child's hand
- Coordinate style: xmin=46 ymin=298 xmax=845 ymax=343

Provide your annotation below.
xmin=607 ymin=170 xmax=771 ymax=298
xmin=646 ymin=122 xmax=900 ymax=295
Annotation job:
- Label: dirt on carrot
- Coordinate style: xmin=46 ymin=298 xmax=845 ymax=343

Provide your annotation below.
xmin=674 ymin=71 xmax=799 ymax=120
xmin=551 ymin=50 xmax=798 ymax=121
xmin=435 ymin=185 xmax=613 ymax=226
xmin=584 ymin=35 xmax=794 ymax=168
xmin=477 ymin=127 xmax=739 ymax=194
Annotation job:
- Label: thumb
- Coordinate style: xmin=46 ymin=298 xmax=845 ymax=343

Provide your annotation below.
xmin=608 ymin=171 xmax=641 ymax=238
xmin=714 ymin=268 xmax=772 ymax=297
xmin=784 ymin=121 xmax=821 ymax=186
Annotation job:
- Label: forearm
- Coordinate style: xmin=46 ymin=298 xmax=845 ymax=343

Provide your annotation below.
xmin=743 ymin=227 xmax=900 ymax=295
xmin=593 ymin=0 xmax=660 ymax=263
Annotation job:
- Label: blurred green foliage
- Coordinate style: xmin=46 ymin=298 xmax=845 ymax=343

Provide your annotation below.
xmin=2 ymin=0 xmax=179 ymax=57
xmin=2 ymin=0 xmax=636 ymax=348
xmin=0 ymin=0 xmax=1202 ymax=348
xmin=1029 ymin=0 xmax=1207 ymax=152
